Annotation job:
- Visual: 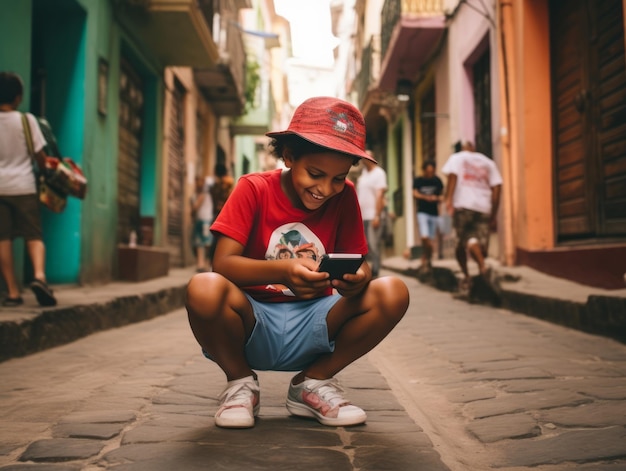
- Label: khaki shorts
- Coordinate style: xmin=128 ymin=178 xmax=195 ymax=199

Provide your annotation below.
xmin=0 ymin=194 xmax=42 ymax=241
xmin=453 ymin=208 xmax=490 ymax=251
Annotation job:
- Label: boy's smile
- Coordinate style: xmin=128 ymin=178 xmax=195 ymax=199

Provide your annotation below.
xmin=282 ymin=152 xmax=355 ymax=211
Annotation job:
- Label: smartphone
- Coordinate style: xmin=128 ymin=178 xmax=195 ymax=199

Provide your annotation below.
xmin=317 ymin=253 xmax=364 ymax=280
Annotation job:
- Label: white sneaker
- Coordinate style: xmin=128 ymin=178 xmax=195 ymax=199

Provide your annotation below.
xmin=286 ymin=377 xmax=366 ymax=426
xmin=215 ymin=375 xmax=260 ymax=428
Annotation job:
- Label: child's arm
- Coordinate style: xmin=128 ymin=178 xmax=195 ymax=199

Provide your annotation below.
xmin=212 ymin=236 xmax=332 ymax=299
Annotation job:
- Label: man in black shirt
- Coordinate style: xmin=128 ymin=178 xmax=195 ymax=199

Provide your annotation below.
xmin=413 ymin=160 xmax=444 ymax=270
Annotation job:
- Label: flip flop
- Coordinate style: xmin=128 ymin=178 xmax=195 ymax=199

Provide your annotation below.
xmin=30 ymin=279 xmax=57 ymax=307
xmin=2 ymin=297 xmax=24 ymax=307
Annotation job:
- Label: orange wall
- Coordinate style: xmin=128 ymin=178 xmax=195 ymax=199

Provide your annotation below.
xmin=510 ymin=0 xmax=554 ymax=251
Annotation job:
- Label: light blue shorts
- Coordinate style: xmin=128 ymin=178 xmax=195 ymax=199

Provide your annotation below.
xmin=417 ymin=212 xmax=439 ymax=239
xmin=204 ymin=293 xmax=341 ymax=372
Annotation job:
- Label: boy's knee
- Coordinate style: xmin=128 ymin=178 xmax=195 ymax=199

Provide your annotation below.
xmin=186 ymin=272 xmax=224 ymax=315
xmin=371 ymin=276 xmax=409 ymax=320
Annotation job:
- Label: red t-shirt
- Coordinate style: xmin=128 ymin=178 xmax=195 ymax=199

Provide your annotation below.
xmin=211 ymin=169 xmax=368 ymax=302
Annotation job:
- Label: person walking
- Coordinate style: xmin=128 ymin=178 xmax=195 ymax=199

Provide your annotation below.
xmin=442 ymin=141 xmax=502 ymax=294
xmin=0 ymin=71 xmax=56 ymax=307
xmin=209 ymin=162 xmax=234 ymax=219
xmin=185 ymin=96 xmax=409 ymax=429
xmin=356 ymin=151 xmax=388 ymax=278
xmin=191 ymin=175 xmax=215 ymax=273
xmin=412 ymin=160 xmax=443 ymax=271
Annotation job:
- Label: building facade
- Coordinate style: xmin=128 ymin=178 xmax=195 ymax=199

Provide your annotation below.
xmin=0 ymin=0 xmax=252 ymax=286
xmin=349 ymin=0 xmax=626 ymax=289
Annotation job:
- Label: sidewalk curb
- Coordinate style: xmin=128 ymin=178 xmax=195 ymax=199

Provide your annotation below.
xmin=386 ymin=262 xmax=626 ymax=344
xmin=500 ymin=290 xmax=626 ymax=343
xmin=0 ymin=284 xmax=187 ymax=363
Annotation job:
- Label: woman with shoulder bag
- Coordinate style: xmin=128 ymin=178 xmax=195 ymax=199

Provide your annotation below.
xmin=0 ymin=71 xmax=57 ymax=307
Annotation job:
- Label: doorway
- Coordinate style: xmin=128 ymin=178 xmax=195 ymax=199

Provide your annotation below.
xmin=550 ymin=0 xmax=626 ymax=240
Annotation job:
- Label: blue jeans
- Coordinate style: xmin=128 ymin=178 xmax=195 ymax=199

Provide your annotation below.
xmin=363 ymin=219 xmax=383 ymax=277
xmin=417 ymin=212 xmax=439 ymax=240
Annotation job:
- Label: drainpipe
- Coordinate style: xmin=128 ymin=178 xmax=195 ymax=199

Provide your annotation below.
xmin=401 ymin=105 xmax=415 ymax=251
xmin=497 ymin=0 xmax=517 ymax=266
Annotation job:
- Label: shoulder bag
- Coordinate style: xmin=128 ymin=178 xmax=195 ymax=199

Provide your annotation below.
xmin=21 ymin=113 xmax=67 ymax=213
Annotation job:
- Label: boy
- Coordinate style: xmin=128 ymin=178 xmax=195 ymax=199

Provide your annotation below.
xmin=185 ymin=97 xmax=409 ymax=429
xmin=442 ymin=141 xmax=502 ymax=293
xmin=190 ymin=175 xmax=215 ymax=273
xmin=412 ymin=160 xmax=443 ymax=270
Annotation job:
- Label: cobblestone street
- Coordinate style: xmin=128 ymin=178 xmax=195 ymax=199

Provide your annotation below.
xmin=1 ymin=271 xmax=625 ymax=470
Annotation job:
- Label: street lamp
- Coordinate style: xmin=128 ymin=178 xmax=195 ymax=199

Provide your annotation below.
xmin=396 ymin=79 xmax=412 ymax=102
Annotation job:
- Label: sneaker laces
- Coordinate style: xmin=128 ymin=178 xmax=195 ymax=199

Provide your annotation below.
xmin=306 ymin=378 xmax=350 ymax=408
xmin=219 ymin=380 xmax=259 ymax=409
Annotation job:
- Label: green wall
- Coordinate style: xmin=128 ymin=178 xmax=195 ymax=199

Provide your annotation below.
xmin=33 ymin=3 xmax=87 ymax=283
xmin=2 ymin=0 xmax=165 ymax=286
xmin=0 ymin=0 xmax=34 ymax=289
xmin=0 ymin=1 xmax=32 ymax=86
xmin=235 ymin=135 xmax=259 ymax=178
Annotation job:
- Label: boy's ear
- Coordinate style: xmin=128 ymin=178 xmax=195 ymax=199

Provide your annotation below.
xmin=282 ymin=150 xmax=294 ymax=168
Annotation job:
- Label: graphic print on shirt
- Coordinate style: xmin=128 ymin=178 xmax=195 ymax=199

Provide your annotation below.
xmin=264 ymin=223 xmax=325 ymax=297
xmin=461 ymin=160 xmax=490 ymax=188
xmin=419 ymin=185 xmax=438 ymax=195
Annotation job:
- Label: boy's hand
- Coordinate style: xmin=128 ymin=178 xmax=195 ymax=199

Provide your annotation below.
xmin=329 ymin=265 xmax=370 ymax=298
xmin=285 ymin=259 xmax=331 ymax=299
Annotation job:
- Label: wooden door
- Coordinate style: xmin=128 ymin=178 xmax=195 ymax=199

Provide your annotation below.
xmin=167 ymin=82 xmax=186 ymax=267
xmin=550 ymin=0 xmax=626 ymax=239
xmin=117 ymin=59 xmax=144 ymax=245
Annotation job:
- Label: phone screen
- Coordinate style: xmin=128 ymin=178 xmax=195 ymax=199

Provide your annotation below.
xmin=317 ymin=254 xmax=364 ymax=280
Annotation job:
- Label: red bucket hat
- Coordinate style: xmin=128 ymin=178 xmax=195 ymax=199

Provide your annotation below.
xmin=266 ymin=96 xmax=377 ymax=163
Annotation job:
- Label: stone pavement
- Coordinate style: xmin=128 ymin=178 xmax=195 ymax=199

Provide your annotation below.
xmin=0 ymin=303 xmax=449 ymax=470
xmin=368 ymin=274 xmax=626 ymax=470
xmin=1 ymin=267 xmax=625 ymax=470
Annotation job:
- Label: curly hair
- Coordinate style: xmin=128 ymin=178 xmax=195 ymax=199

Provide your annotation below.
xmin=0 ymin=72 xmax=23 ymax=105
xmin=268 ymin=134 xmax=360 ymax=166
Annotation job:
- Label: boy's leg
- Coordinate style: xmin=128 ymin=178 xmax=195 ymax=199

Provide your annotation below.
xmin=186 ymin=272 xmax=256 ymax=381
xmin=455 ymin=241 xmax=469 ymax=278
xmin=287 ymin=276 xmax=408 ymax=426
xmin=186 ymin=272 xmax=260 ymax=428
xmin=452 ymin=210 xmax=471 ymax=285
xmin=420 ymin=237 xmax=432 ymax=264
xmin=467 ymin=238 xmax=486 ymax=275
xmin=466 ymin=212 xmax=490 ymax=276
xmin=298 ymin=276 xmax=409 ymax=381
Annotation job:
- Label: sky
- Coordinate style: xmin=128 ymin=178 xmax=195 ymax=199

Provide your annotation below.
xmin=274 ymin=0 xmax=339 ymax=67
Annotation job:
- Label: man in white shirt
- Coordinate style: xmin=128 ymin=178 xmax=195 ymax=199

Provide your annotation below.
xmin=442 ymin=142 xmax=502 ymax=292
xmin=356 ymin=151 xmax=388 ymax=278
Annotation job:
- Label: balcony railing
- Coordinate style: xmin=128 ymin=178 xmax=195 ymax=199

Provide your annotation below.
xmin=381 ymin=0 xmax=444 ymax=58
xmin=193 ymin=9 xmax=247 ymax=116
xmin=356 ymin=35 xmax=381 ymax=109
